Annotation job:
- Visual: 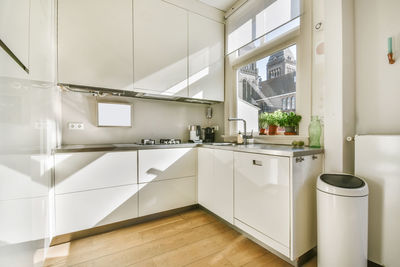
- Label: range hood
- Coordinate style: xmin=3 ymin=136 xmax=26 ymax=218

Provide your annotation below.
xmin=59 ymin=83 xmax=222 ymax=105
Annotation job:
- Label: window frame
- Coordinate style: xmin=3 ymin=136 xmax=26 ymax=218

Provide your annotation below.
xmin=224 ymin=0 xmax=312 ymax=144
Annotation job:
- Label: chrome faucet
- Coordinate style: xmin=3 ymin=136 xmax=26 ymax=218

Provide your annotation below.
xmin=228 ymin=118 xmax=252 ymax=145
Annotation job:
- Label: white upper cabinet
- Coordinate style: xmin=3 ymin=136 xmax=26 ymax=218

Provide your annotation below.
xmin=58 ymin=0 xmax=133 ymax=90
xmin=133 ymin=0 xmax=188 ymax=96
xmin=0 ymin=0 xmax=30 ymax=69
xmin=188 ymin=13 xmax=224 ymax=101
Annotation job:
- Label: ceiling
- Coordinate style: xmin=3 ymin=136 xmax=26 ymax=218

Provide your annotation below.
xmin=198 ymin=0 xmax=238 ymax=12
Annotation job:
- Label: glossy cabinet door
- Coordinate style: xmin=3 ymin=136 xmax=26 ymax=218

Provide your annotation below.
xmin=291 ymin=154 xmax=322 ymax=259
xmin=55 ymin=151 xmax=137 ymax=194
xmin=58 ymin=0 xmax=133 ymax=90
xmin=198 ymin=148 xmax=233 ymax=223
xmin=138 ymin=148 xmax=196 ymax=183
xmin=234 ymin=152 xmax=290 ymax=247
xmin=0 ymin=197 xmax=48 ymax=244
xmin=55 ymin=184 xmax=139 ymax=235
xmin=138 ymin=177 xmax=196 ymax=216
xmin=0 ymin=0 xmax=30 ymax=68
xmin=134 ymin=0 xmax=188 ymax=96
xmin=188 ymin=13 xmax=224 ymax=101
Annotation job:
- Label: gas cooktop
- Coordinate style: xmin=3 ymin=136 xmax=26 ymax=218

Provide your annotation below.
xmin=140 ymin=139 xmax=182 ymax=145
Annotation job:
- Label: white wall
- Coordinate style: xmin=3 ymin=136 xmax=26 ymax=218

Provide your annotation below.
xmin=355 ymin=0 xmax=400 ymax=134
xmin=61 ymin=92 xmax=224 ymax=145
xmin=323 ymin=0 xmax=355 ymax=173
xmin=237 ymin=99 xmax=259 ymax=133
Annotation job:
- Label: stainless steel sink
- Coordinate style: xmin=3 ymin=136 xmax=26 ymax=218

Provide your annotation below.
xmin=208 ymin=143 xmax=237 ymax=146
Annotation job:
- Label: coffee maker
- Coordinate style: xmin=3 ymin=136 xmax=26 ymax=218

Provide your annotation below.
xmin=188 ymin=125 xmax=202 ymax=143
xmin=204 ymin=127 xmax=215 ymax=143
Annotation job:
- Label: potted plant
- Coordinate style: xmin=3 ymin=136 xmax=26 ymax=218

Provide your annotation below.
xmin=265 ymin=110 xmax=284 ymax=135
xmin=258 ymin=112 xmax=268 ymax=135
xmin=280 ymin=112 xmax=302 ymax=135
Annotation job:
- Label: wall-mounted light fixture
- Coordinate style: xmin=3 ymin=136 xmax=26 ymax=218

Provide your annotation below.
xmin=388 ymin=37 xmax=395 ymax=64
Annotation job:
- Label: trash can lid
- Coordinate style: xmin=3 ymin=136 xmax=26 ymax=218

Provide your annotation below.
xmin=317 ymin=173 xmax=368 ymax=197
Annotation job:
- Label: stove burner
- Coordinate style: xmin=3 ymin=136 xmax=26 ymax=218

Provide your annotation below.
xmin=160 ymin=139 xmax=181 ymax=145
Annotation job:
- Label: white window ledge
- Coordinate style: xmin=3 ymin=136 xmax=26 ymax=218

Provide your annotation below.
xmin=222 ymin=135 xmax=309 ymax=145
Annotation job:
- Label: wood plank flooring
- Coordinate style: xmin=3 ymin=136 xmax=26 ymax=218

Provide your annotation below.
xmin=44 ymin=209 xmax=306 ymax=267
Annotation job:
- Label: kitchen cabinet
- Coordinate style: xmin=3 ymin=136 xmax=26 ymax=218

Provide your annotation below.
xmin=0 ymin=0 xmax=30 ymax=69
xmin=234 ymin=152 xmax=290 ymax=249
xmin=234 ymin=152 xmax=323 ymax=260
xmin=54 ymin=151 xmax=138 ymax=235
xmin=0 ymin=154 xmax=50 ymax=201
xmin=0 ymin=197 xmax=48 ymax=244
xmin=55 ymin=184 xmax=139 ymax=235
xmin=198 ymin=148 xmax=233 ymax=223
xmin=0 ymin=0 xmax=55 ymax=80
xmin=133 ymin=0 xmax=188 ymax=96
xmin=138 ymin=148 xmax=196 ymax=183
xmin=55 ymin=151 xmax=137 ymax=194
xmin=58 ymin=0 xmax=133 ymax=90
xmin=138 ymin=148 xmax=197 ymax=216
xmin=138 ymin=177 xmax=196 ymax=216
xmin=188 ymin=13 xmax=224 ymax=101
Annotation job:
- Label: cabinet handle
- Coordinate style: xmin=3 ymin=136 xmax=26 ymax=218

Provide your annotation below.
xmin=253 ymin=160 xmax=262 ymax=166
xmin=295 ymin=157 xmax=305 ymax=163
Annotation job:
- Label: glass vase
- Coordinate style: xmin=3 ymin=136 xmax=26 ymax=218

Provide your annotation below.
xmin=309 ymin=116 xmax=322 ymax=148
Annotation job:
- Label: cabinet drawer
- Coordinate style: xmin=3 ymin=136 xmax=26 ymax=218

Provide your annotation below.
xmin=234 ymin=152 xmax=290 ymax=247
xmin=55 ymin=185 xmax=138 ymax=235
xmin=138 ymin=148 xmax=196 ymax=183
xmin=138 ymin=177 xmax=196 ymax=216
xmin=55 ymin=151 xmax=137 ymax=194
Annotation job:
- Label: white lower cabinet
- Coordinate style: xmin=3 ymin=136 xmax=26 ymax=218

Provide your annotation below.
xmin=0 ymin=197 xmax=48 ymax=244
xmin=55 ymin=151 xmax=138 ymax=194
xmin=138 ymin=148 xmax=196 ymax=183
xmin=234 ymin=152 xmax=290 ymax=255
xmin=55 ymin=184 xmax=139 ymax=236
xmin=198 ymin=148 xmax=233 ymax=223
xmin=233 ymin=152 xmax=323 ymax=260
xmin=138 ymin=177 xmax=196 ymax=217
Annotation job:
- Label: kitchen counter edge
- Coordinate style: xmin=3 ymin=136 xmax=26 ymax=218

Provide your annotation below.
xmin=54 ymin=143 xmax=323 ymax=157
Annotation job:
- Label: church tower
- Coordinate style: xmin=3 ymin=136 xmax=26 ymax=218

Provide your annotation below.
xmin=266 ymin=49 xmax=296 ymax=80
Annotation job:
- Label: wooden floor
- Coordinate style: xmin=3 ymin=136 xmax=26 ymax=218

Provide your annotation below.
xmin=44 ymin=209 xmax=313 ymax=267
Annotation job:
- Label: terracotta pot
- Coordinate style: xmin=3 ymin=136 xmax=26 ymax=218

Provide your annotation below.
xmin=259 ymin=128 xmax=266 ymax=135
xmin=268 ymin=125 xmax=278 ymax=135
xmin=284 ymin=126 xmax=297 ymax=135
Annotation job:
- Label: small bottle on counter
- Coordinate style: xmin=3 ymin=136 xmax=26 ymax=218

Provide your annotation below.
xmin=237 ymin=131 xmax=244 ymax=144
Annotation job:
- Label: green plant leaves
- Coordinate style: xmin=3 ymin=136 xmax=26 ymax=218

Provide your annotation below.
xmin=259 ymin=111 xmax=302 ymax=128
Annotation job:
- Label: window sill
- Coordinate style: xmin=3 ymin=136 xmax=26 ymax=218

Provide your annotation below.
xmin=222 ymin=134 xmax=309 ymax=145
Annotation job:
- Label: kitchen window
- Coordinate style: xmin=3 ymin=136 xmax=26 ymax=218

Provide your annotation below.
xmin=237 ymin=44 xmax=297 ymax=117
xmin=225 ymin=0 xmax=311 ymax=137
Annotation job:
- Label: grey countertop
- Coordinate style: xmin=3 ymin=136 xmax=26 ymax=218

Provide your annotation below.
xmin=55 ymin=143 xmax=323 ymax=157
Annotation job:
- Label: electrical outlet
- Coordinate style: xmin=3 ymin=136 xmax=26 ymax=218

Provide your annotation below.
xmin=68 ymin=122 xmax=84 ymax=130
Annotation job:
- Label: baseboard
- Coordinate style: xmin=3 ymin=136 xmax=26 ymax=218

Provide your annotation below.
xmin=50 ymin=204 xmax=199 ymax=246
